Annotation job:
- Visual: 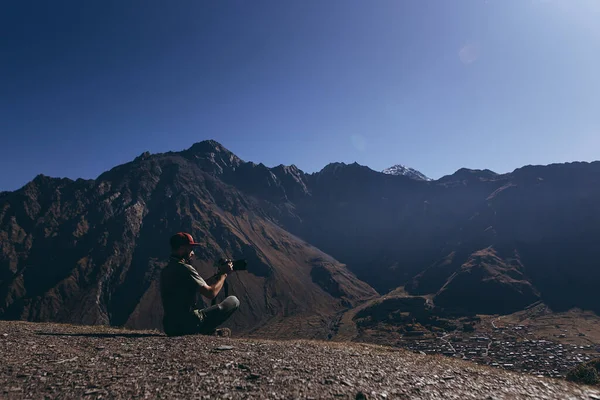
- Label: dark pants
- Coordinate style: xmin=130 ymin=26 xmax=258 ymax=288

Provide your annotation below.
xmin=194 ymin=295 xmax=240 ymax=335
xmin=164 ymin=296 xmax=240 ymax=337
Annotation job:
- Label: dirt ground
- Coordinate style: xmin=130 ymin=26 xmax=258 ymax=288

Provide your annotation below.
xmin=2 ymin=321 xmax=600 ymax=399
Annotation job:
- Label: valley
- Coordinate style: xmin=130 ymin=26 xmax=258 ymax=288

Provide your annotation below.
xmin=332 ymin=289 xmax=600 ymax=380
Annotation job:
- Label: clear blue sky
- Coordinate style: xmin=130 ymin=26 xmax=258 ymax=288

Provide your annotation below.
xmin=1 ymin=0 xmax=599 ymax=191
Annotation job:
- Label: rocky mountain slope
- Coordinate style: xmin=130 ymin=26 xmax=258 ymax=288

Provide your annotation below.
xmin=2 ymin=320 xmax=599 ymax=400
xmin=0 ymin=142 xmax=376 ymax=337
xmin=2 ymin=139 xmax=600 ymax=336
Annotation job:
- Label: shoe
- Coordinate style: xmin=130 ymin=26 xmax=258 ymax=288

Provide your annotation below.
xmin=214 ymin=328 xmax=231 ymax=338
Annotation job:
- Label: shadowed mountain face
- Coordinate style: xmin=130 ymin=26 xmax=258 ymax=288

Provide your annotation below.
xmin=1 ymin=140 xmax=600 ymax=335
xmin=299 ymin=161 xmax=600 ymax=315
xmin=295 ymin=161 xmax=600 ymax=314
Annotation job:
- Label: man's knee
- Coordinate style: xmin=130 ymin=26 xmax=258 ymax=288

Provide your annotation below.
xmin=221 ymin=295 xmax=240 ymax=312
xmin=228 ymin=295 xmax=241 ymax=310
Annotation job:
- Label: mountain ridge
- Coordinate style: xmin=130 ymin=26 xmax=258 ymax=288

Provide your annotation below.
xmin=4 ymin=140 xmax=598 ymax=192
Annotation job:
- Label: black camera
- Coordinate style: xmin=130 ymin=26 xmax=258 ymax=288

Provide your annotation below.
xmin=217 ymin=258 xmax=248 ymax=271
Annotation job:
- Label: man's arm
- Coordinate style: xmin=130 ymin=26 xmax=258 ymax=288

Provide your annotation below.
xmin=204 ymin=273 xmax=224 ymax=286
xmin=185 ymin=263 xmax=231 ymax=300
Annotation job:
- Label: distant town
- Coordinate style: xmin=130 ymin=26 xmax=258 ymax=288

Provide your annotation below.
xmin=382 ymin=322 xmax=599 ymax=379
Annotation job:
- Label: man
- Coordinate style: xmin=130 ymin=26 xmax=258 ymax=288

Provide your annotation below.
xmin=160 ymin=232 xmax=240 ymax=337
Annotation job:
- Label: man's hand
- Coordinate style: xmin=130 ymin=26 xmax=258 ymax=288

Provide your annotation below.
xmin=200 ymin=260 xmax=233 ymax=300
xmin=218 ymin=259 xmax=234 ymax=276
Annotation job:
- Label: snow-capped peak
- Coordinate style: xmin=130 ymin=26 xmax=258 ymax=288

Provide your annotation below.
xmin=382 ymin=164 xmax=432 ymax=181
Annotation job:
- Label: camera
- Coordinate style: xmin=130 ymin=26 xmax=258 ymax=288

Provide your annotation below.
xmin=217 ymin=258 xmax=248 ymax=271
xmin=232 ymin=259 xmax=247 ymax=271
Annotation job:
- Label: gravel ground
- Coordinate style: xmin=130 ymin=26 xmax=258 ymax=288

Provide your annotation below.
xmin=2 ymin=321 xmax=600 ymax=399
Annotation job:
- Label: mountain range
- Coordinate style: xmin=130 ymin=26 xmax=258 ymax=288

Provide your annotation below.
xmin=1 ymin=140 xmax=599 ymax=338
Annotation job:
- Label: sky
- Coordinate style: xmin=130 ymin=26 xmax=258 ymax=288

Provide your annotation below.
xmin=1 ymin=0 xmax=599 ymax=191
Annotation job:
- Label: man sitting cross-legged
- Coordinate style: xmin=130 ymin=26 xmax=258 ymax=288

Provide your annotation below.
xmin=160 ymin=232 xmax=240 ymax=337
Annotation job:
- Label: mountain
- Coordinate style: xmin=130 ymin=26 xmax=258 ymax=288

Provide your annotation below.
xmin=0 ymin=142 xmax=376 ymax=338
xmin=382 ymin=164 xmax=432 ymax=181
xmin=1 ymin=140 xmax=600 ymax=337
xmin=296 ymin=160 xmax=600 ymax=314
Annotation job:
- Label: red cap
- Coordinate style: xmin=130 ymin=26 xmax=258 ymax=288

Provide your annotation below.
xmin=170 ymin=232 xmax=202 ymax=249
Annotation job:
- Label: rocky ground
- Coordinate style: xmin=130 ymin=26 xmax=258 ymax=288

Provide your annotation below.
xmin=2 ymin=321 xmax=600 ymax=399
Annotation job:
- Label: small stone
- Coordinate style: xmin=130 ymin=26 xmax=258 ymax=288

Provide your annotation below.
xmin=215 ymin=345 xmax=234 ymax=351
xmin=56 ymin=357 xmax=78 ymax=364
xmin=355 ymin=392 xmax=368 ymax=400
xmin=2 ymin=333 xmax=8 ymax=337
